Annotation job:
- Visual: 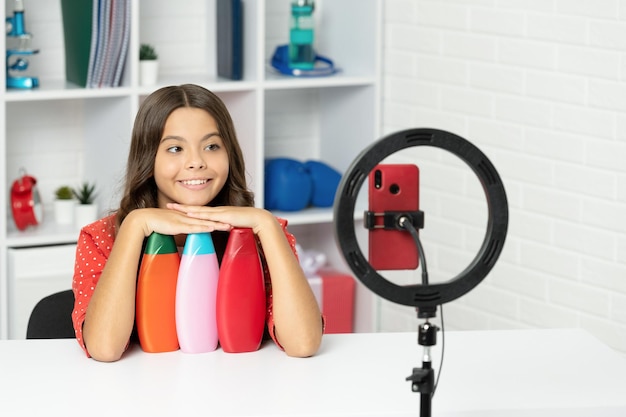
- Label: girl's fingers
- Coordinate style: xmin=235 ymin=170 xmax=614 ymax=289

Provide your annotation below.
xmin=165 ymin=203 xmax=262 ymax=230
xmin=144 ymin=207 xmax=231 ymax=235
xmin=166 ymin=202 xmax=188 ymax=213
xmin=167 ymin=203 xmax=230 ymax=221
xmin=166 ymin=203 xmax=209 ymax=213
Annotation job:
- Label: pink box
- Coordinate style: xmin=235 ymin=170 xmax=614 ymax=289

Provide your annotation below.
xmin=308 ymin=270 xmax=355 ymax=334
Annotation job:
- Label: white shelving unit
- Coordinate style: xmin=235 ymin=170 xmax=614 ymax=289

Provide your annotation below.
xmin=0 ymin=0 xmax=381 ymax=338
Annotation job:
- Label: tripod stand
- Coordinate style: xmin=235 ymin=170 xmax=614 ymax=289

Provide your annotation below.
xmin=406 ymin=307 xmax=439 ymax=417
xmin=334 ymin=128 xmax=509 ymax=417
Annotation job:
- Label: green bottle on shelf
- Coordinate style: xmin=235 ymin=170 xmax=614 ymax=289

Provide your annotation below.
xmin=289 ymin=0 xmax=315 ymax=70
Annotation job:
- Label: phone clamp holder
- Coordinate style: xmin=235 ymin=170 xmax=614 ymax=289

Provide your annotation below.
xmin=364 ymin=210 xmax=424 ymax=231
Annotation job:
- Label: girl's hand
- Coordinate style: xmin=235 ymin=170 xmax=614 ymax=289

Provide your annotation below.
xmin=127 ymin=207 xmax=232 ymax=238
xmin=166 ymin=203 xmax=275 ymax=234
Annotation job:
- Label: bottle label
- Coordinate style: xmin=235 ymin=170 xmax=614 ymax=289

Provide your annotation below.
xmin=293 ymin=15 xmax=314 ymax=30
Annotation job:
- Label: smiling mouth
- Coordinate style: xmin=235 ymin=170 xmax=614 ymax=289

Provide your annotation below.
xmin=180 ymin=179 xmax=208 ymax=186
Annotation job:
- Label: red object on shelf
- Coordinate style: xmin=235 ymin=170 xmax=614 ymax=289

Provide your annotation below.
xmin=10 ymin=173 xmax=41 ymax=231
xmin=309 ymin=270 xmax=355 ymax=334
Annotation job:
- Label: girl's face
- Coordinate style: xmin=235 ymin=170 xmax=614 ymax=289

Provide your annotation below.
xmin=154 ymin=107 xmax=229 ymax=208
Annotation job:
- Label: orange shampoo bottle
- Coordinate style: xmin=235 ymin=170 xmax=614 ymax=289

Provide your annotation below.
xmin=136 ymin=232 xmax=180 ymax=353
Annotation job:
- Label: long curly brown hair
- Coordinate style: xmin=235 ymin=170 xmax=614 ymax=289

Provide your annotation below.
xmin=115 ymin=84 xmax=254 ymax=229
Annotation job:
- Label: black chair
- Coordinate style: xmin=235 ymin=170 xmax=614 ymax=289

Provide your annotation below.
xmin=26 ymin=289 xmax=76 ymax=339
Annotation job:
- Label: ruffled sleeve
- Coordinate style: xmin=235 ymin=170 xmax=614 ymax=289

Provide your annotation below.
xmin=71 ymin=214 xmax=116 ymax=357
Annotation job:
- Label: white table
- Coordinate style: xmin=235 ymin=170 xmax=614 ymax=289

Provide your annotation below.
xmin=1 ymin=329 xmax=625 ymax=416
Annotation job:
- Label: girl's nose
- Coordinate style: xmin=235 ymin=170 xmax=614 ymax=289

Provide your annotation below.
xmin=186 ymin=152 xmax=206 ymax=169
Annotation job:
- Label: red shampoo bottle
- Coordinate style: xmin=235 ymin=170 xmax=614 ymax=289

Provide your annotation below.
xmin=216 ymin=228 xmax=266 ymax=353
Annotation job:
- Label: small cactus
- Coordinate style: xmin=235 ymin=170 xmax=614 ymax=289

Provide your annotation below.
xmin=73 ymin=182 xmax=97 ymax=205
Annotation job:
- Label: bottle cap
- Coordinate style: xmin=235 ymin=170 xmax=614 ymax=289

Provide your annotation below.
xmin=182 ymin=233 xmax=216 ymax=255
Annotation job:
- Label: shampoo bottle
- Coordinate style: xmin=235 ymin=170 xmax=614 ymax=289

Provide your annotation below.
xmin=176 ymin=232 xmax=220 ymax=353
xmin=136 ymin=232 xmax=180 ymax=353
xmin=216 ymin=228 xmax=266 ymax=353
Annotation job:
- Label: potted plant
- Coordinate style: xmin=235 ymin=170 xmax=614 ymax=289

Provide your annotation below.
xmin=54 ymin=185 xmax=75 ymax=225
xmin=73 ymin=182 xmax=98 ymax=228
xmin=139 ymin=43 xmax=159 ymax=86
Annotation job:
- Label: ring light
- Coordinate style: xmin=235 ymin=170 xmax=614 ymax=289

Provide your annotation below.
xmin=333 ymin=128 xmax=509 ymax=308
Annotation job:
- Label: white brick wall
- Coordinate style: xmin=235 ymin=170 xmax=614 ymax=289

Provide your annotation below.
xmin=381 ymin=0 xmax=626 ymax=353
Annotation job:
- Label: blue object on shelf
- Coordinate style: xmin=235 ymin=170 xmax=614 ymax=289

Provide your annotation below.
xmin=264 ymin=158 xmax=313 ymax=211
xmin=271 ymin=45 xmax=338 ymax=77
xmin=304 ymin=160 xmax=342 ymax=208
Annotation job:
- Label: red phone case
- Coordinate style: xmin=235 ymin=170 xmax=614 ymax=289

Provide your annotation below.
xmin=368 ymin=164 xmax=420 ymax=270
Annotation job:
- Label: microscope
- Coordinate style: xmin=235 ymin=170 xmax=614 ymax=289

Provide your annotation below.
xmin=6 ymin=0 xmax=39 ymax=89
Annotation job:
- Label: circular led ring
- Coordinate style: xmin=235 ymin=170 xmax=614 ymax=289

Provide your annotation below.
xmin=333 ymin=128 xmax=509 ymax=307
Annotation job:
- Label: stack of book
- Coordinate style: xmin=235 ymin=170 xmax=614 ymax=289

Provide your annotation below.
xmin=61 ymin=0 xmax=131 ymax=88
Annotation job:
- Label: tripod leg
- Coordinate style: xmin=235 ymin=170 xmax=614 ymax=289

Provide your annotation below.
xmin=420 ymin=392 xmax=431 ymax=417
xmin=420 ymin=361 xmax=433 ymax=417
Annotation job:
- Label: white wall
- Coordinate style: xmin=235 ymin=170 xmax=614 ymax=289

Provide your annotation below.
xmin=380 ymin=0 xmax=626 ymax=352
xmin=10 ymin=1 xmax=626 ymax=351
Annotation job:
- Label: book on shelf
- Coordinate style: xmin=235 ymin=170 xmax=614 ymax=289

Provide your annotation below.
xmin=61 ymin=0 xmax=130 ymax=88
xmin=217 ymin=0 xmax=243 ymax=81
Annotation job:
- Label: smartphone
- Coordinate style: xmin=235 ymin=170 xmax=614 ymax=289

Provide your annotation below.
xmin=367 ymin=164 xmax=420 ymax=270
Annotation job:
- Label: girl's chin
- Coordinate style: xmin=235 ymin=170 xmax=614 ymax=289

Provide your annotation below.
xmin=175 ymin=196 xmax=213 ymax=206
xmin=173 ymin=201 xmax=210 ymax=207
xmin=159 ymin=191 xmax=214 ymax=207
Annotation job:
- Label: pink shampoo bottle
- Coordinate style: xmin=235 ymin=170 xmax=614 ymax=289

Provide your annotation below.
xmin=175 ymin=232 xmax=220 ymax=353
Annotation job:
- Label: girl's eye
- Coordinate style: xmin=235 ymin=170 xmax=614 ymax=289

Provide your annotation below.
xmin=166 ymin=146 xmax=182 ymax=153
xmin=205 ymin=143 xmax=221 ymax=151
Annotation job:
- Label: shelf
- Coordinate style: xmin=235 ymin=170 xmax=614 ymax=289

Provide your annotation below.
xmin=272 ymin=206 xmax=365 ymax=226
xmin=143 ymin=74 xmax=259 ymax=94
xmin=4 ymin=80 xmax=132 ymax=102
xmin=273 ymin=207 xmax=334 ymax=225
xmin=134 ymin=73 xmax=377 ymax=93
xmin=263 ymin=73 xmax=377 ymax=90
xmin=6 ymin=219 xmax=79 ymax=248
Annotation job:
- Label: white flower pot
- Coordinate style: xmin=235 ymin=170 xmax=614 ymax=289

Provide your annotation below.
xmin=54 ymin=200 xmax=75 ymax=225
xmin=75 ymin=204 xmax=98 ymax=229
xmin=140 ymin=60 xmax=159 ymax=86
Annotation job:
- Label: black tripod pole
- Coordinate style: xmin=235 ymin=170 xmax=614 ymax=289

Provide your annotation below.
xmin=406 ymin=307 xmax=438 ymax=417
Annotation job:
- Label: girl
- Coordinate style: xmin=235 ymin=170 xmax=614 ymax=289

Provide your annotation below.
xmin=72 ymin=84 xmax=323 ymax=362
